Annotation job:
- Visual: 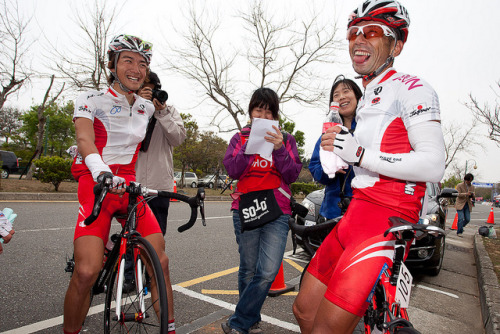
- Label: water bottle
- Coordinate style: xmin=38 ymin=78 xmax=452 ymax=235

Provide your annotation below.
xmin=322 ymin=102 xmax=342 ymax=133
xmin=103 ymin=238 xmax=114 ymax=265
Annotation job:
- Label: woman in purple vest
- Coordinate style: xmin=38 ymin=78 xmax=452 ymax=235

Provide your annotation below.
xmin=222 ymin=88 xmax=302 ymax=333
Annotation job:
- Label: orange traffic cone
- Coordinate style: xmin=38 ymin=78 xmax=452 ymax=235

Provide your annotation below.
xmin=170 ymin=180 xmax=178 ymax=202
xmin=451 ymin=213 xmax=458 ymax=230
xmin=268 ymin=262 xmax=295 ymax=297
xmin=487 ymin=207 xmax=495 ymax=224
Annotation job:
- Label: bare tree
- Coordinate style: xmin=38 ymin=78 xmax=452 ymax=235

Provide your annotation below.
xmin=466 ymin=81 xmax=500 ymax=146
xmin=166 ymin=1 xmax=342 ymax=132
xmin=26 ymin=75 xmax=65 ymax=180
xmin=0 ymin=106 xmax=22 ymax=143
xmin=0 ymin=0 xmax=33 ymax=109
xmin=442 ymin=120 xmax=481 ymax=171
xmin=44 ymin=0 xmax=121 ymax=91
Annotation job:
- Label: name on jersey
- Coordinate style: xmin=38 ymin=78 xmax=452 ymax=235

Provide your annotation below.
xmin=379 ymin=155 xmax=402 ymax=164
xmin=252 ymin=158 xmax=274 ymax=169
xmin=78 ymin=105 xmax=91 ymax=113
xmin=393 ymin=75 xmax=423 ymax=91
xmin=409 ymin=104 xmax=431 ymax=118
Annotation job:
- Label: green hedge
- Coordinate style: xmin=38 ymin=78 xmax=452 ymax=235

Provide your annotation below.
xmin=290 ymin=182 xmax=324 ymax=196
xmin=33 ymin=156 xmax=73 ymax=191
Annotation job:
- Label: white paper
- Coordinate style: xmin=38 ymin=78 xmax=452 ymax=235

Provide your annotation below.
xmin=244 ymin=118 xmax=279 ymax=161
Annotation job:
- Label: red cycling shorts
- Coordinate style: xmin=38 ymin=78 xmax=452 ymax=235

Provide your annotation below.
xmin=74 ymin=174 xmax=161 ymax=243
xmin=307 ymin=198 xmax=415 ymax=317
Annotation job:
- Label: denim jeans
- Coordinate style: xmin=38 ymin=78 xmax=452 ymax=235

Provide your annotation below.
xmin=457 ymin=204 xmax=471 ymax=234
xmin=228 ymin=210 xmax=290 ymax=333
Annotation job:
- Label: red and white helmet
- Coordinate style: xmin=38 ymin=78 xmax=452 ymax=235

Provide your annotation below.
xmin=348 ymin=0 xmax=410 ymax=43
xmin=108 ymin=34 xmax=153 ymax=63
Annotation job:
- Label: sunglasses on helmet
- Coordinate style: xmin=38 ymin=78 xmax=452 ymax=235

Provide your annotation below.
xmin=346 ymin=24 xmax=395 ymax=42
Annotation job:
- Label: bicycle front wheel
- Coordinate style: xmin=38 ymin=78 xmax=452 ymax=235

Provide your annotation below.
xmin=104 ymin=236 xmax=168 ymax=333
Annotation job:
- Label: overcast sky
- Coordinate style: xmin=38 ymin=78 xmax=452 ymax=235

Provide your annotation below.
xmin=11 ymin=0 xmax=500 ymax=183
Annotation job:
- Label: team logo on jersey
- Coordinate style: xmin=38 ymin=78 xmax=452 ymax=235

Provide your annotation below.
xmin=374 ymin=86 xmax=383 ymax=95
xmin=78 ymin=105 xmax=91 ymax=113
xmin=409 ymin=104 xmax=431 ymax=118
xmin=404 ymin=182 xmax=416 ymax=195
xmin=110 ymin=106 xmax=121 ymax=114
xmin=393 ymin=74 xmax=423 ymax=91
xmin=371 ymin=97 xmax=381 ymax=105
xmin=137 ymin=109 xmax=145 ymax=115
xmin=139 ymin=104 xmax=146 ymax=109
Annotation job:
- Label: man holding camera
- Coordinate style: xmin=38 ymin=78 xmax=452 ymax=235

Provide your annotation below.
xmin=135 ymin=71 xmax=186 ymax=332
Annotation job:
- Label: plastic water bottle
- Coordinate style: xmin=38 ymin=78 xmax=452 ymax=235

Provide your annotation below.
xmin=322 ymin=102 xmax=342 ymax=133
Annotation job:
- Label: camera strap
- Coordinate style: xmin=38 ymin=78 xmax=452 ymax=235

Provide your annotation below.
xmin=140 ymin=116 xmax=157 ymax=152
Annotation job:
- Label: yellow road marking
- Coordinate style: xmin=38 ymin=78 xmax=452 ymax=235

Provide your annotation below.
xmin=177 ymin=266 xmax=239 ymax=287
xmin=201 ymin=289 xmax=298 ymax=296
xmin=284 ymin=258 xmax=304 ymax=273
xmin=202 ymin=289 xmax=239 ymax=295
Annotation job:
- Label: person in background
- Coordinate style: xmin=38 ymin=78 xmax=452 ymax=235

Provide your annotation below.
xmin=455 ymin=173 xmax=475 ymax=237
xmin=134 ymin=70 xmax=186 ymax=330
xmin=308 ymin=76 xmax=362 ymax=219
xmin=222 ymin=87 xmax=302 ymax=334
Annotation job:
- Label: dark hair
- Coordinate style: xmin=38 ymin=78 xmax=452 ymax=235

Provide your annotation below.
xmin=248 ymin=87 xmax=280 ymax=120
xmin=330 ymin=75 xmax=363 ymax=103
xmin=464 ymin=173 xmax=474 ymax=182
xmin=329 ymin=75 xmax=362 ymax=123
xmin=147 ymin=71 xmax=162 ymax=90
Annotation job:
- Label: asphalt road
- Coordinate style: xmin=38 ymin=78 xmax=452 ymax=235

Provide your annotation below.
xmin=0 ymin=200 xmax=495 ymax=333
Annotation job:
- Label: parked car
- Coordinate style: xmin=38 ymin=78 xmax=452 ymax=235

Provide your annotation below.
xmin=198 ymin=174 xmax=229 ymax=189
xmin=295 ymin=183 xmax=458 ymax=276
xmin=173 ymin=171 xmax=198 ymax=188
xmin=0 ymin=150 xmax=20 ymax=179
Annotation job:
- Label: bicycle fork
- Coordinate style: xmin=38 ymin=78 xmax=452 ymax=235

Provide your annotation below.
xmin=114 ymin=236 xmax=147 ymax=322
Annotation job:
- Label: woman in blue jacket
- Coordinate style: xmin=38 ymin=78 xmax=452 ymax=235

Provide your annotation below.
xmin=309 ymin=76 xmax=362 ymax=219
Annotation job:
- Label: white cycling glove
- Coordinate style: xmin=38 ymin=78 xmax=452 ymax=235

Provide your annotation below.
xmin=112 ymin=176 xmax=126 ymax=189
xmin=333 ymin=126 xmax=365 ymax=166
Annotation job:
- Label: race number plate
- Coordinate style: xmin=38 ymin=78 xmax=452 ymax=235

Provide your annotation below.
xmin=395 ymin=262 xmax=413 ymax=308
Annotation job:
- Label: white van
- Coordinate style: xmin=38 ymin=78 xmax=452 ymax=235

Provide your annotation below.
xmin=173 ymin=172 xmax=198 ymax=188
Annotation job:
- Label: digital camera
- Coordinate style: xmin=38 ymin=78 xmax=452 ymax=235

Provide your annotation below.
xmin=152 ymin=89 xmax=168 ymax=104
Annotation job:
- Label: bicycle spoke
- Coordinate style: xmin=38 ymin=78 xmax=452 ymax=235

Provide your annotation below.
xmin=104 ymin=236 xmax=168 ymax=333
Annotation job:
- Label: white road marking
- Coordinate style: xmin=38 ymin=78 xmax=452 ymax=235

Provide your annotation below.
xmin=414 ymin=284 xmax=459 ymax=299
xmin=173 ymin=285 xmax=301 ymax=332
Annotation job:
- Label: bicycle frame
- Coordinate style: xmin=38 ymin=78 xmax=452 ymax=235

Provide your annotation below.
xmin=289 ymin=209 xmax=444 ymax=334
xmin=69 ymin=173 xmax=206 ymax=332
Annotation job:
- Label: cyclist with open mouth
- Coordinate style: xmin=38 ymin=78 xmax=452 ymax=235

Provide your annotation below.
xmin=63 ymin=34 xmax=172 ymax=334
xmin=292 ymin=1 xmax=446 ymax=333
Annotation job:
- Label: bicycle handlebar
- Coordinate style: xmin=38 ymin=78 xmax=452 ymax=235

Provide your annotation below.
xmin=84 ymin=173 xmax=206 ymax=232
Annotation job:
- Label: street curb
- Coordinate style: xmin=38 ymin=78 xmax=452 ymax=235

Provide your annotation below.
xmin=0 ymin=192 xmax=232 ymax=202
xmin=0 ymin=192 xmax=78 ymax=201
xmin=474 ymin=233 xmax=500 ymax=334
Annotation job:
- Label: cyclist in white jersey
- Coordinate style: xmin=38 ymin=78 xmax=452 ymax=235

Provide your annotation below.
xmin=293 ymin=1 xmax=446 ymax=333
xmin=63 ymin=35 xmax=172 ymax=334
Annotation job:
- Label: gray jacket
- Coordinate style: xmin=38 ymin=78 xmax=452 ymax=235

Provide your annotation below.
xmin=135 ymin=105 xmax=186 ymax=191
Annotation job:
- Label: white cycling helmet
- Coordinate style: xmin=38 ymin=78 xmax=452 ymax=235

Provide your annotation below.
xmin=348 ymin=0 xmax=410 ymax=43
xmin=108 ymin=34 xmax=153 ymax=63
